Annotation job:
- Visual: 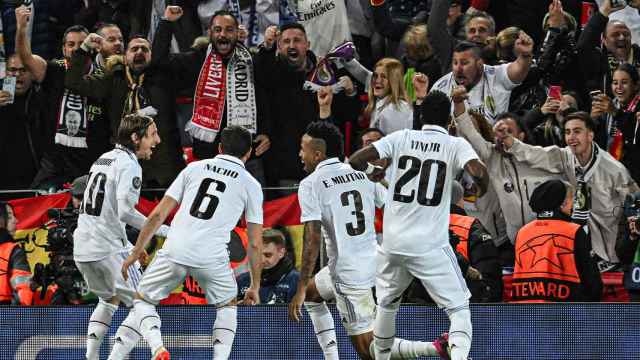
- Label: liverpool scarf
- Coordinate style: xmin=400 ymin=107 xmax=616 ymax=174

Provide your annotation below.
xmin=187 ymin=43 xmax=257 ymax=142
xmin=55 ymin=60 xmax=95 ymax=148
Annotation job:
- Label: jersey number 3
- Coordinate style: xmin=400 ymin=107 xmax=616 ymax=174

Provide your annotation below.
xmin=393 ymin=156 xmax=446 ymax=206
xmin=340 ymin=190 xmax=366 ymax=236
xmin=190 ymin=178 xmax=227 ymax=220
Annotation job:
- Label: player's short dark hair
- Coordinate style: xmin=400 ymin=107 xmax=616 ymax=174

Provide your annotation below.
xmin=117 ymin=114 xmax=155 ymax=151
xmin=63 ymin=25 xmax=89 ymax=43
xmin=95 ymin=22 xmax=120 ymax=36
xmin=209 ymin=10 xmax=239 ymax=28
xmin=220 ymin=126 xmax=253 ymax=158
xmin=280 ymin=22 xmax=307 ymax=37
xmin=420 ymin=90 xmax=451 ymax=128
xmin=453 ymin=41 xmax=483 ymax=59
xmin=305 ymin=121 xmax=344 ymax=160
xmin=127 ymin=33 xmax=150 ymax=44
xmin=564 ymin=111 xmax=595 ymax=132
xmin=263 ymin=228 xmax=286 ymax=248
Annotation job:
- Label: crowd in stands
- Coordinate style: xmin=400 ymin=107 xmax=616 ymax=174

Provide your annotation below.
xmin=1 ymin=0 xmax=640 ymax=304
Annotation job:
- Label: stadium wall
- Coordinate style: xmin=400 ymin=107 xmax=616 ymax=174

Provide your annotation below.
xmin=1 ymin=304 xmax=638 ymax=359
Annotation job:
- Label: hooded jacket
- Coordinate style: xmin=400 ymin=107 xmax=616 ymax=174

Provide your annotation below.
xmin=506 ymin=139 xmax=639 ymax=263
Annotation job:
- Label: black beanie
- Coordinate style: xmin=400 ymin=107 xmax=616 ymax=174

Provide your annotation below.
xmin=529 ymin=180 xmax=567 ymax=213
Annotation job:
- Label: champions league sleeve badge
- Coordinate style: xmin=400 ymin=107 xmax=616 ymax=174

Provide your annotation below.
xmin=504 ymin=181 xmax=514 ymax=193
xmin=132 ymin=176 xmax=142 ymax=190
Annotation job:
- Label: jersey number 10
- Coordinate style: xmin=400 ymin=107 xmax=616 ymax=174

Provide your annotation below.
xmin=83 ymin=172 xmax=107 ymax=216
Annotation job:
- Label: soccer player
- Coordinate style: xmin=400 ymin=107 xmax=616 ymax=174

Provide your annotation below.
xmin=349 ymin=90 xmax=489 ymax=360
xmin=290 ymin=121 xmax=450 ymax=360
xmin=120 ymin=125 xmax=263 ymax=360
xmin=73 ymin=114 xmax=168 ymax=360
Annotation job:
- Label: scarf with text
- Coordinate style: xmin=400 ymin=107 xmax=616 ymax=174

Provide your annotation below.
xmin=55 ymin=59 xmax=96 ymax=148
xmin=123 ymin=66 xmax=149 ymax=116
xmin=187 ymin=43 xmax=257 ymax=142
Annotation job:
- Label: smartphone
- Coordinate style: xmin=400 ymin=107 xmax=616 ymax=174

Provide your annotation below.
xmin=611 ymin=0 xmax=627 ymax=7
xmin=548 ymin=85 xmax=562 ymax=100
xmin=2 ymin=76 xmax=16 ymax=104
xmin=589 ymin=90 xmax=602 ymax=99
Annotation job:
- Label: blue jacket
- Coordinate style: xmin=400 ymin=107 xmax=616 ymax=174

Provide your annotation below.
xmin=2 ymin=0 xmax=51 ymax=59
xmin=237 ymin=268 xmax=300 ymax=304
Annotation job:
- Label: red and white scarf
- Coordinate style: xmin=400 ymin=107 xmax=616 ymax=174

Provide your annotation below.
xmin=55 ymin=59 xmax=96 ymax=148
xmin=186 ymin=43 xmax=257 ymax=143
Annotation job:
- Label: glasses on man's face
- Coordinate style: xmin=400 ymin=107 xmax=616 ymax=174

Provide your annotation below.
xmin=7 ymin=67 xmax=27 ymax=75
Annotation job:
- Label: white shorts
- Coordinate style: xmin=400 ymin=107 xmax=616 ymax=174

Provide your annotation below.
xmin=376 ymin=245 xmax=470 ymax=310
xmin=137 ymin=249 xmax=237 ymax=306
xmin=314 ymin=267 xmax=376 ymax=336
xmin=75 ymin=251 xmax=142 ymax=307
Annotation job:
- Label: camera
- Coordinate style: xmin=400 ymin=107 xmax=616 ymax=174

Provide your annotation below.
xmin=624 ymin=192 xmax=640 ymax=228
xmin=30 ymin=207 xmax=87 ymax=304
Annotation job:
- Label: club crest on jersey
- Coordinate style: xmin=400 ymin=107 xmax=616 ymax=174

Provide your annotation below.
xmin=132 ymin=177 xmax=142 ymax=189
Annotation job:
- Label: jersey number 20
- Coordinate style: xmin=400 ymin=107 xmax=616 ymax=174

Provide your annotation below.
xmin=190 ymin=178 xmax=227 ymax=219
xmin=393 ymin=156 xmax=446 ymax=206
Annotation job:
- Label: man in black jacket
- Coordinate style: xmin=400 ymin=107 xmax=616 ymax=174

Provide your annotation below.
xmin=255 ymin=23 xmax=360 ymax=190
xmin=0 ymin=54 xmax=47 ymax=189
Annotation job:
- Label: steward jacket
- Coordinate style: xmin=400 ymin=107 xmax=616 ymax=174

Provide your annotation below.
xmin=512 ymin=212 xmax=602 ymax=302
xmin=0 ymin=229 xmax=32 ymax=305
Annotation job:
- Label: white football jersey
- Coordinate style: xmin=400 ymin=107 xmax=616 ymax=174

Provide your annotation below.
xmin=74 ymin=145 xmax=142 ymax=262
xmin=299 ymin=158 xmax=385 ymax=288
xmin=162 ymin=154 xmax=263 ymax=268
xmin=373 ymin=125 xmax=479 ymax=256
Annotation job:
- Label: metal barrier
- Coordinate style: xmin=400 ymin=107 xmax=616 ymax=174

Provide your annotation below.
xmin=1 ymin=304 xmax=638 ymax=359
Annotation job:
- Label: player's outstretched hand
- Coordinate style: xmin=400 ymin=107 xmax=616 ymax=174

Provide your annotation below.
xmin=121 ymin=252 xmax=141 ymax=281
xmin=241 ymin=287 xmax=260 ymax=305
xmin=288 ymin=289 xmax=306 ymax=322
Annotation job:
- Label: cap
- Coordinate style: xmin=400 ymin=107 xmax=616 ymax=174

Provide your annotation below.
xmin=529 ymin=179 xmax=567 ymax=213
xmin=71 ymin=175 xmax=89 ymax=198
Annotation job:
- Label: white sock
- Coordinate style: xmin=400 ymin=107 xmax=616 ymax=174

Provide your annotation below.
xmin=134 ymin=299 xmax=164 ymax=355
xmin=447 ymin=305 xmax=473 ymax=360
xmin=369 ymin=338 xmax=438 ymax=359
xmin=108 ymin=308 xmax=141 ymax=360
xmin=373 ymin=303 xmax=399 ymax=360
xmin=213 ymin=305 xmax=237 ymax=360
xmin=86 ymin=300 xmax=118 ymax=360
xmin=304 ymin=302 xmax=339 ymax=360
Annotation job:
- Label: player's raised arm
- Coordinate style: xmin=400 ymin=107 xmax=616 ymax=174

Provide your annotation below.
xmin=289 ymin=219 xmax=322 ymax=322
xmin=464 ymin=159 xmax=489 ymax=198
xmin=122 ymin=195 xmax=177 ymax=280
xmin=243 ymin=222 xmax=264 ymax=305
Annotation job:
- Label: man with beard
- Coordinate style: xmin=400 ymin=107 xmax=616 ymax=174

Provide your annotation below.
xmin=428 ymin=0 xmax=498 ymax=73
xmin=431 ymin=38 xmax=533 ymax=125
xmin=501 ymin=111 xmax=639 ymax=271
xmin=255 ymin=23 xmax=359 ymax=192
xmin=578 ymin=0 xmax=640 ymax=97
xmin=15 ymin=6 xmax=105 ymax=190
xmin=64 ymin=32 xmax=185 ymax=187
xmin=0 ymin=54 xmax=47 ymax=189
xmin=237 ymin=228 xmax=300 ymax=304
xmin=94 ymin=23 xmax=124 ymax=70
xmin=152 ymin=6 xmax=270 ymax=179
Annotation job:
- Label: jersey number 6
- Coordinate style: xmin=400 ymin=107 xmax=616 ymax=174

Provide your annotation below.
xmin=190 ymin=178 xmax=227 ymax=220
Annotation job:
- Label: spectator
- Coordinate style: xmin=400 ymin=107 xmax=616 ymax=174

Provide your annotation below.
xmin=237 ymin=228 xmax=300 ymax=304
xmin=64 ymin=30 xmax=186 ymax=188
xmin=255 ymin=23 xmax=359 ymax=190
xmin=93 ymin=23 xmax=124 ymax=70
xmin=0 ymin=54 xmax=48 ymax=190
xmin=431 ymin=37 xmax=533 ymax=125
xmin=590 ymin=63 xmax=640 ymax=183
xmin=15 ymin=7 xmax=103 ymax=190
xmin=428 ymin=0 xmax=497 ymax=73
xmin=502 ymin=112 xmax=640 ymax=269
xmin=453 ymin=86 xmax=561 ymax=246
xmin=1 ymin=0 xmax=52 ymax=59
xmin=287 ymin=0 xmax=351 ymax=57
xmin=0 ymin=202 xmax=32 ymax=305
xmin=73 ymin=0 xmax=143 ymax=42
xmin=577 ymin=0 xmax=640 ymax=97
xmin=450 ymin=181 xmax=502 ymax=302
xmin=152 ymin=7 xmax=269 ymax=184
xmin=69 ymin=174 xmax=88 ymax=209
xmin=511 ymin=180 xmax=602 ymax=302
xmin=616 ymin=192 xmax=640 ymax=302
xmin=359 ymin=127 xmax=385 ymax=148
xmin=523 ymin=91 xmax=581 ymax=147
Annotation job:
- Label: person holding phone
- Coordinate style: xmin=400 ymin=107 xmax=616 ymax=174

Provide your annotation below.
xmin=522 ymin=88 xmax=582 ymax=147
xmin=0 ymin=53 xmax=47 ymax=190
